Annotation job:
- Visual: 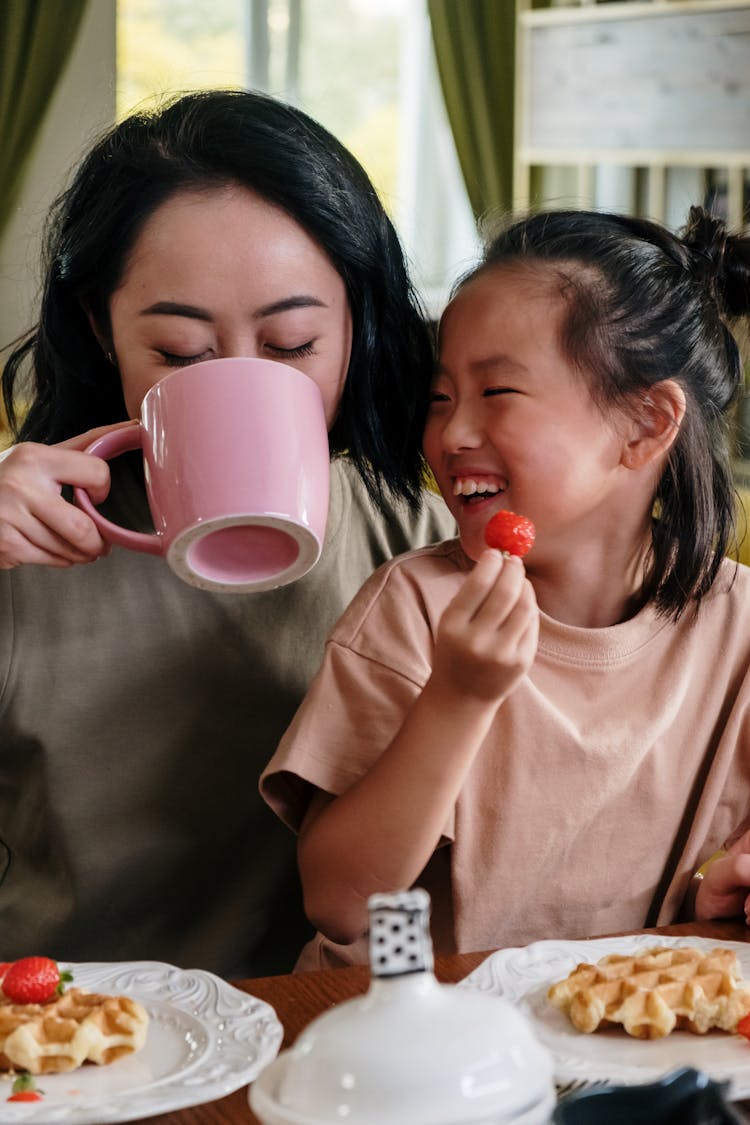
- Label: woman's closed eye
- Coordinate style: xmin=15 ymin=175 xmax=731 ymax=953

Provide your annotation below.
xmin=266 ymin=340 xmax=316 ymax=359
xmin=156 ymin=348 xmax=212 ymax=367
xmin=483 ymin=386 xmax=516 ymax=396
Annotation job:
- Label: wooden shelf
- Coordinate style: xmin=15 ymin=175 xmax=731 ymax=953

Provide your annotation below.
xmin=514 ymin=0 xmax=750 ymax=225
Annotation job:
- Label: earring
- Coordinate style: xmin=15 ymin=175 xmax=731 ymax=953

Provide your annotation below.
xmin=105 ymin=350 xmax=116 ymax=366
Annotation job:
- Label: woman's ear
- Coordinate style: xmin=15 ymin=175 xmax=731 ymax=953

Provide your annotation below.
xmin=621 ymin=380 xmax=686 ymax=470
xmin=81 ymin=301 xmax=115 ymax=363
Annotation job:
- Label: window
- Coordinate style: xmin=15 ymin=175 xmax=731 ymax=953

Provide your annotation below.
xmin=116 ymin=0 xmax=479 ymax=317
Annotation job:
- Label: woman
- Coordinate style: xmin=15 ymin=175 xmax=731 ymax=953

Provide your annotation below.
xmin=0 ymin=90 xmax=454 ymax=974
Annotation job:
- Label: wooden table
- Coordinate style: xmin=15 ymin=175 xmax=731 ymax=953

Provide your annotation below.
xmin=142 ymin=919 xmax=750 ymax=1124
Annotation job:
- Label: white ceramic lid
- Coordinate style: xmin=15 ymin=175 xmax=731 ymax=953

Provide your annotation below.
xmin=250 ymin=890 xmax=555 ymax=1125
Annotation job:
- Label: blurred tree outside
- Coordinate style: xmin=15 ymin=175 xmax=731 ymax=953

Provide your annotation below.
xmin=117 ymin=0 xmax=245 ymax=112
xmin=117 ymin=0 xmax=402 ymax=208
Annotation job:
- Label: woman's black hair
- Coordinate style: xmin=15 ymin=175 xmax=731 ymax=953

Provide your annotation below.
xmin=1 ymin=89 xmax=433 ymax=510
xmin=457 ymin=206 xmax=750 ymax=619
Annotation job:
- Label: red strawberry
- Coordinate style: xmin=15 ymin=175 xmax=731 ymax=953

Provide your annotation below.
xmin=0 ymin=962 xmax=10 ymax=980
xmin=7 ymin=1074 xmax=42 ymax=1102
xmin=1 ymin=957 xmax=72 ymax=1005
xmin=485 ymin=511 xmax=536 ymax=557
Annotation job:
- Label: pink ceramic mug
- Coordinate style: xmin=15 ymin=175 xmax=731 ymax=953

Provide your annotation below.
xmin=73 ymin=357 xmax=330 ymax=592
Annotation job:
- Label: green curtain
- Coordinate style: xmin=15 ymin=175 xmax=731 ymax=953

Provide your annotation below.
xmin=0 ymin=0 xmax=90 ymax=241
xmin=427 ymin=0 xmax=515 ymax=222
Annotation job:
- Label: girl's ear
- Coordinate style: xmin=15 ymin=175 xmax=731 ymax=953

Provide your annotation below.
xmin=621 ymin=380 xmax=686 ymax=470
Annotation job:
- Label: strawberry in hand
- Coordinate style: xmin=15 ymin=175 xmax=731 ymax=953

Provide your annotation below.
xmin=484 ymin=511 xmax=536 ymax=558
xmin=1 ymin=956 xmax=72 ymax=1005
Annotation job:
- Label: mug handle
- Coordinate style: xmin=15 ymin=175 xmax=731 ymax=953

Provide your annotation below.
xmin=72 ymin=423 xmax=164 ymax=556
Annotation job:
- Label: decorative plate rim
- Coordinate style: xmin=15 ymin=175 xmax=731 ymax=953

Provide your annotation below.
xmin=0 ymin=959 xmax=283 ymax=1124
xmin=459 ymin=935 xmax=750 ymax=1099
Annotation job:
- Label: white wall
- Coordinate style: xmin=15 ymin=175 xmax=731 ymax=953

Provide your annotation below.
xmin=0 ymin=0 xmax=117 ymax=360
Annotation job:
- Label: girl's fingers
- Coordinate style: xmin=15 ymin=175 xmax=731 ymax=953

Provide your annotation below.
xmin=440 ymin=552 xmax=536 ymax=663
xmin=477 ymin=554 xmax=534 ymax=626
xmin=499 ymin=588 xmax=540 ymax=655
xmin=447 ymin=549 xmax=525 ymax=624
xmin=454 ymin=549 xmax=506 ymax=615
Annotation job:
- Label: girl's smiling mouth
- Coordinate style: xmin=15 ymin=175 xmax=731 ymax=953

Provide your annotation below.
xmin=451 ymin=475 xmax=507 ymax=504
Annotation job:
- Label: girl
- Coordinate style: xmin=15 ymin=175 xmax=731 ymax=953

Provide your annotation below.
xmin=0 ymin=90 xmax=454 ymax=973
xmin=261 ymin=206 xmax=750 ymax=968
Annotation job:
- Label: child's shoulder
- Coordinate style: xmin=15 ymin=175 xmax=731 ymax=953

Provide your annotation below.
xmin=696 ymin=556 xmax=750 ymax=639
xmin=712 ymin=555 xmax=750 ymax=603
xmin=364 ymin=534 xmax=468 ymax=587
xmin=329 ymin=538 xmax=469 ymax=654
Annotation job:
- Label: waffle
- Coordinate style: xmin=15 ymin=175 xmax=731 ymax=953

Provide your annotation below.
xmin=547 ymin=945 xmax=750 ymax=1039
xmin=0 ymin=987 xmax=149 ymax=1075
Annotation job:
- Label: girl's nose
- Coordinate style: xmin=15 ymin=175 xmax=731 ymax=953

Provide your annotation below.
xmin=440 ymin=402 xmax=483 ymax=451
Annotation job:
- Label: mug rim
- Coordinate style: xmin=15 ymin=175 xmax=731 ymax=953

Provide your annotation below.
xmin=142 ymin=355 xmax=320 ymax=404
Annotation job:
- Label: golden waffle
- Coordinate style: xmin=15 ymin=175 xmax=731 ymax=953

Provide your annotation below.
xmin=0 ymin=987 xmax=149 ymax=1075
xmin=547 ymin=945 xmax=750 ymax=1039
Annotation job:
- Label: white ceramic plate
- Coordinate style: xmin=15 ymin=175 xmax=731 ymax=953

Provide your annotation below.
xmin=0 ymin=960 xmax=283 ymax=1124
xmin=460 ymin=934 xmax=750 ymax=1099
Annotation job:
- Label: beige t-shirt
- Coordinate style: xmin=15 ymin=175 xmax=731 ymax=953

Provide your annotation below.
xmin=261 ymin=540 xmax=750 ymax=967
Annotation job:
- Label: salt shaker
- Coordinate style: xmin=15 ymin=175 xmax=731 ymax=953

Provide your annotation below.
xmin=251 ymin=887 xmax=556 ymax=1125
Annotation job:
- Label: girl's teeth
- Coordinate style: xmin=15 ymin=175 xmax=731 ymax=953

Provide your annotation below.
xmin=453 ymin=479 xmax=501 ymax=497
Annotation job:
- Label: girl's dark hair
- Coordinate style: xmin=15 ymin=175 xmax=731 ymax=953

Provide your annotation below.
xmin=1 ymin=89 xmax=433 ymax=510
xmin=459 ymin=206 xmax=750 ymax=619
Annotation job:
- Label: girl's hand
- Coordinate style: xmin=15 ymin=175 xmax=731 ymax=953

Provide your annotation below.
xmin=694 ymin=830 xmax=750 ymax=924
xmin=431 ymin=548 xmax=539 ymax=706
xmin=0 ymin=424 xmax=130 ymax=568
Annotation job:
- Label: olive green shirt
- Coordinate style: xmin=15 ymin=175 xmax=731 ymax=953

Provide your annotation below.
xmin=0 ymin=456 xmax=454 ymax=975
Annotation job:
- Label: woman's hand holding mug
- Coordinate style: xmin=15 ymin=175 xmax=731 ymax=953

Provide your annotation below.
xmin=0 ymin=422 xmax=134 ymax=569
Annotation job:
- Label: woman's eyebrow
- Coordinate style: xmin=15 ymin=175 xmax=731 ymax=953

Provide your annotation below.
xmin=139 ymin=301 xmax=212 ymax=321
xmin=139 ymin=295 xmax=328 ymax=321
xmin=254 ymin=295 xmax=327 ymax=318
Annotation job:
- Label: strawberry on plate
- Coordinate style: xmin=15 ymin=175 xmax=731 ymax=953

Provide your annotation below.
xmin=6 ymin=1074 xmax=43 ymax=1103
xmin=484 ymin=511 xmax=535 ymax=558
xmin=1 ymin=957 xmax=72 ymax=1005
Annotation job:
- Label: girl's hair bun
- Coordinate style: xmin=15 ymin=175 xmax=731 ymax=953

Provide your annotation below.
xmin=681 ymin=204 xmax=750 ymax=318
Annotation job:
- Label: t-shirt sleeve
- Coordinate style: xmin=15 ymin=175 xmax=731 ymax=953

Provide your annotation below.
xmin=259 ymin=551 xmax=460 ymax=842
